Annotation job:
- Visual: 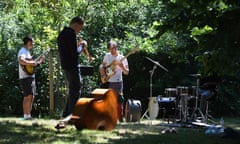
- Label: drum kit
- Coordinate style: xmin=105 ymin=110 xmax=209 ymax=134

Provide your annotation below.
xmin=156 ymin=73 xmax=208 ymax=124
xmin=136 ymin=57 xmax=206 ymax=124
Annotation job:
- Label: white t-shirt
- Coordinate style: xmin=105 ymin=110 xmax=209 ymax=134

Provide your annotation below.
xmin=103 ymin=53 xmax=128 ymax=82
xmin=18 ymin=47 xmax=34 ymax=79
xmin=77 ymin=44 xmax=83 ymax=54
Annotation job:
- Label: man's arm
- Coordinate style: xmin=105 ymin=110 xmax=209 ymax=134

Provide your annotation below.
xmin=119 ymin=60 xmax=129 ymax=75
xmin=18 ymin=56 xmax=36 ymax=66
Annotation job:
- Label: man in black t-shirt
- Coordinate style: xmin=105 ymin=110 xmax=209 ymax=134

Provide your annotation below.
xmin=58 ymin=16 xmax=87 ymax=117
xmin=199 ymin=75 xmax=221 ymax=114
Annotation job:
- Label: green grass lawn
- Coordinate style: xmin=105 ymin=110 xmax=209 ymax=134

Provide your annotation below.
xmin=0 ymin=117 xmax=239 ymax=144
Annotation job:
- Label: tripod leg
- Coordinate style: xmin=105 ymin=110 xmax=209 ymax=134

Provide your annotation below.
xmin=141 ymin=108 xmax=150 ymax=120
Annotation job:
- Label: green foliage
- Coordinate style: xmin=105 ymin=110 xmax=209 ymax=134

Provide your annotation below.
xmin=0 ymin=48 xmax=21 ymax=114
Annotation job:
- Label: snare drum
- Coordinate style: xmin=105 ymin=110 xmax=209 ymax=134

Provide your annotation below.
xmin=189 ymin=86 xmax=197 ymax=97
xmin=125 ymin=99 xmax=141 ymax=122
xmin=158 ymin=96 xmax=176 ymax=102
xmin=165 ymin=88 xmax=177 ymax=97
xmin=176 ymin=86 xmax=189 ymax=96
xmin=158 ymin=96 xmax=176 ymax=118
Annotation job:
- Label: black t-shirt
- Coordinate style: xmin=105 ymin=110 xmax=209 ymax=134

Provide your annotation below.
xmin=200 ymin=76 xmax=221 ymax=90
xmin=57 ymin=27 xmax=78 ymax=70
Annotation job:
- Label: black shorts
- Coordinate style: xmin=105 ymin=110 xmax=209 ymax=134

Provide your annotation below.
xmin=19 ymin=77 xmax=36 ymax=96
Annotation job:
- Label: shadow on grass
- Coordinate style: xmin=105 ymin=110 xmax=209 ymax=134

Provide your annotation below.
xmin=108 ymin=122 xmax=239 ymax=144
xmin=0 ymin=118 xmax=239 ymax=144
xmin=0 ymin=120 xmax=76 ymax=143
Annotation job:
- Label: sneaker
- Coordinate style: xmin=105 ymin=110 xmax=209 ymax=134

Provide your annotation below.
xmin=55 ymin=121 xmax=66 ymax=129
xmin=20 ymin=117 xmax=32 ymax=120
xmin=21 ymin=116 xmax=33 ymax=120
xmin=20 ymin=117 xmax=25 ymax=121
xmin=25 ymin=117 xmax=33 ymax=120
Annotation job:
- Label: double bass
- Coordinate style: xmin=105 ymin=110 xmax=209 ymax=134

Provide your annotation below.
xmin=55 ymin=88 xmax=118 ymax=131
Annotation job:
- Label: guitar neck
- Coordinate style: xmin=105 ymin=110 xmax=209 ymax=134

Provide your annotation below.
xmin=120 ymin=48 xmax=139 ymax=62
xmin=105 ymin=48 xmax=139 ymax=68
xmin=34 ymin=48 xmax=50 ymax=62
xmin=119 ymin=53 xmax=131 ymax=63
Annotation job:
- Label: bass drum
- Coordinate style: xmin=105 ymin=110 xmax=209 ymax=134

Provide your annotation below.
xmin=148 ymin=97 xmax=159 ymax=120
xmin=125 ymin=99 xmax=141 ymax=122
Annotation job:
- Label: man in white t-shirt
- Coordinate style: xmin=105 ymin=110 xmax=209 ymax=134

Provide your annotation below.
xmin=18 ymin=36 xmax=45 ymax=120
xmin=99 ymin=40 xmax=129 ymax=121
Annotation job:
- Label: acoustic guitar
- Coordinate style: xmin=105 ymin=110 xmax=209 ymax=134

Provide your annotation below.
xmin=100 ymin=48 xmax=139 ymax=84
xmin=22 ymin=48 xmax=50 ymax=75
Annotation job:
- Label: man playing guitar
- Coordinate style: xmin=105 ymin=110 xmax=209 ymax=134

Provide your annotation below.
xmin=99 ymin=40 xmax=129 ymax=122
xmin=18 ymin=36 xmax=45 ymax=120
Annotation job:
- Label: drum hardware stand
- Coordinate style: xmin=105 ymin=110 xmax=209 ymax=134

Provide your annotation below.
xmin=189 ymin=74 xmax=207 ymax=123
xmin=141 ymin=64 xmax=157 ymax=120
xmin=141 ymin=57 xmax=168 ymax=121
xmin=179 ymin=94 xmax=188 ymax=123
xmin=175 ymin=87 xmax=188 ymax=124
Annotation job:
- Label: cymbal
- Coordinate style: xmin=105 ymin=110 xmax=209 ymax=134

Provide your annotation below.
xmin=189 ymin=74 xmax=201 ymax=77
xmin=145 ymin=57 xmax=168 ymax=72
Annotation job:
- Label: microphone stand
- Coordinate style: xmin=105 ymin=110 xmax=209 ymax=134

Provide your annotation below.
xmin=141 ymin=64 xmax=158 ymax=120
xmin=149 ymin=65 xmax=157 ymax=101
xmin=141 ymin=57 xmax=168 ymax=121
